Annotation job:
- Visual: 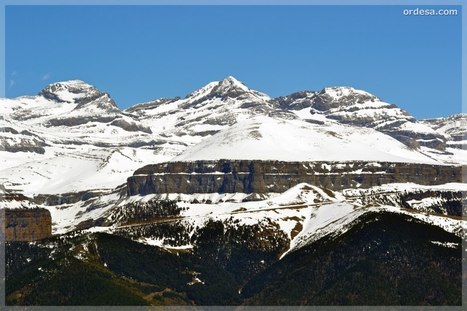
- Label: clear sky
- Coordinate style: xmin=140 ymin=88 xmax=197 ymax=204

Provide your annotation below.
xmin=5 ymin=5 xmax=462 ymax=118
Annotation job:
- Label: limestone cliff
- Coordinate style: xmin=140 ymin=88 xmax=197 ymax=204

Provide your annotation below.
xmin=127 ymin=160 xmax=462 ymax=197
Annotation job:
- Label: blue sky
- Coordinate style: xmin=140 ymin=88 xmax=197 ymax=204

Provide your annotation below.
xmin=5 ymin=5 xmax=462 ymax=118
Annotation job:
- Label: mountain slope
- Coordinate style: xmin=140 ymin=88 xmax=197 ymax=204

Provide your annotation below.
xmin=420 ymin=114 xmax=466 ymax=149
xmin=6 ymin=211 xmax=462 ymax=306
xmin=173 ymin=116 xmax=439 ymax=163
xmin=126 ymin=76 xmax=292 ymax=141
xmin=276 ymin=86 xmax=447 ymax=150
xmin=241 ymin=212 xmax=462 ymax=305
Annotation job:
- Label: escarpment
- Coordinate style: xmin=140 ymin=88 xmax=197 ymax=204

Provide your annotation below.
xmin=126 ymin=160 xmax=462 ymax=196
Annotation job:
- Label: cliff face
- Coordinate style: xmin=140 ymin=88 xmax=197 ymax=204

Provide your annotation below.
xmin=1 ymin=208 xmax=52 ymax=242
xmin=127 ymin=160 xmax=462 ymax=196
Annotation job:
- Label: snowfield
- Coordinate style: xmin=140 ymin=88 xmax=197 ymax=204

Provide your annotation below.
xmin=173 ymin=116 xmax=439 ymax=164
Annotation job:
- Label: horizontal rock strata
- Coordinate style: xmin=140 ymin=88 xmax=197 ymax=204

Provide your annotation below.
xmin=127 ymin=160 xmax=462 ymax=196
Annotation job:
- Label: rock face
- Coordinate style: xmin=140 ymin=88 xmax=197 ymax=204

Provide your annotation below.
xmin=2 ymin=208 xmax=52 ymax=241
xmin=127 ymin=160 xmax=462 ymax=196
xmin=276 ymin=87 xmax=447 ymax=150
xmin=420 ymin=114 xmax=467 ymax=149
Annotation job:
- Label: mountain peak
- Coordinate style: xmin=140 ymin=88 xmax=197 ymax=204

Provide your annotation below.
xmin=39 ymin=80 xmax=102 ymax=103
xmin=54 ymin=79 xmax=89 ymax=86
xmin=311 ymin=86 xmax=379 ymax=111
xmin=211 ymin=76 xmax=250 ymax=97
xmin=209 ymin=76 xmax=270 ymax=101
xmin=218 ymin=75 xmax=248 ymax=89
xmin=38 ymin=80 xmax=119 ymax=113
xmin=41 ymin=79 xmax=96 ymax=92
xmin=183 ymin=76 xmax=270 ymax=104
xmin=319 ymin=86 xmax=378 ymax=100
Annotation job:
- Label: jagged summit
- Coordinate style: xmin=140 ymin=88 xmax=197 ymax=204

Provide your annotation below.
xmin=183 ymin=76 xmax=270 ymax=103
xmin=39 ymin=80 xmax=100 ymax=102
xmin=38 ymin=79 xmax=119 ymax=113
xmin=43 ymin=79 xmax=92 ymax=88
xmin=217 ymin=76 xmax=250 ymax=92
xmin=51 ymin=79 xmax=90 ymax=86
xmin=319 ymin=86 xmax=377 ymax=97
xmin=211 ymin=76 xmax=270 ymax=100
xmin=312 ymin=86 xmax=380 ymax=111
xmin=2 ymin=76 xmax=463 ymax=158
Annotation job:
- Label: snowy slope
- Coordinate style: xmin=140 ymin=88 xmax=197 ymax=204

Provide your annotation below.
xmin=173 ymin=116 xmax=439 ymax=163
xmin=79 ymin=181 xmax=464 ymax=256
xmin=0 ymin=147 xmax=172 ymax=195
xmin=0 ymin=81 xmax=182 ymax=194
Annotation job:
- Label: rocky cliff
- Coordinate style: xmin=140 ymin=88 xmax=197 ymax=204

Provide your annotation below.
xmin=127 ymin=160 xmax=462 ymax=197
xmin=1 ymin=208 xmax=52 ymax=241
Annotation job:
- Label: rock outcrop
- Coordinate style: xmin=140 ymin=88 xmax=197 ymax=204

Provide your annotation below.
xmin=276 ymin=87 xmax=447 ymax=150
xmin=1 ymin=208 xmax=52 ymax=241
xmin=127 ymin=160 xmax=462 ymax=197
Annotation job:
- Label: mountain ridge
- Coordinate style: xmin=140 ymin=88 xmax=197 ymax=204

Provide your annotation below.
xmin=1 ymin=76 xmax=465 ymax=196
xmin=8 ymin=76 xmax=461 ymax=123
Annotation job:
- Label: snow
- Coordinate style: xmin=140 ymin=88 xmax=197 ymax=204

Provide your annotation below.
xmin=322 ymin=86 xmax=376 ymax=100
xmin=0 ymin=147 xmax=171 ymax=195
xmin=420 ymin=146 xmax=467 ymax=165
xmin=41 ymin=190 xmax=120 ymax=235
xmin=124 ymin=192 xmax=251 ymax=205
xmin=215 ymin=76 xmax=270 ymax=101
xmin=137 ymin=236 xmax=193 ymax=250
xmin=276 ymin=220 xmax=299 ymax=239
xmin=420 ymin=114 xmax=466 ymax=140
xmin=185 ymin=81 xmax=218 ymax=102
xmin=281 ymin=202 xmax=365 ymax=258
xmin=430 ymin=241 xmax=458 ymax=248
xmin=345 ymin=182 xmax=467 ymax=193
xmin=85 ymin=226 xmax=112 ymax=233
xmin=377 ymin=205 xmax=462 ymax=235
xmin=174 ymin=116 xmax=439 ymax=164
xmin=187 ymin=271 xmax=205 ymax=285
xmin=139 ymin=237 xmax=165 ymax=247
xmin=397 ymin=121 xmax=439 ymax=135
xmin=268 ymin=183 xmax=336 ymax=206
xmin=116 ymin=179 xmax=466 ymax=258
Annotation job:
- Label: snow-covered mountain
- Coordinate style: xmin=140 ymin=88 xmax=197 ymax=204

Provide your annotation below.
xmin=125 ymin=76 xmax=291 ymax=143
xmin=276 ymin=86 xmax=447 ymax=150
xmin=1 ymin=80 xmax=174 ymax=195
xmin=3 ymin=77 xmax=465 ymax=306
xmin=1 ymin=76 xmax=465 ymax=241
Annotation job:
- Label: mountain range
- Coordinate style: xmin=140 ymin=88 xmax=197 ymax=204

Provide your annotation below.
xmin=1 ymin=76 xmax=465 ymax=306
